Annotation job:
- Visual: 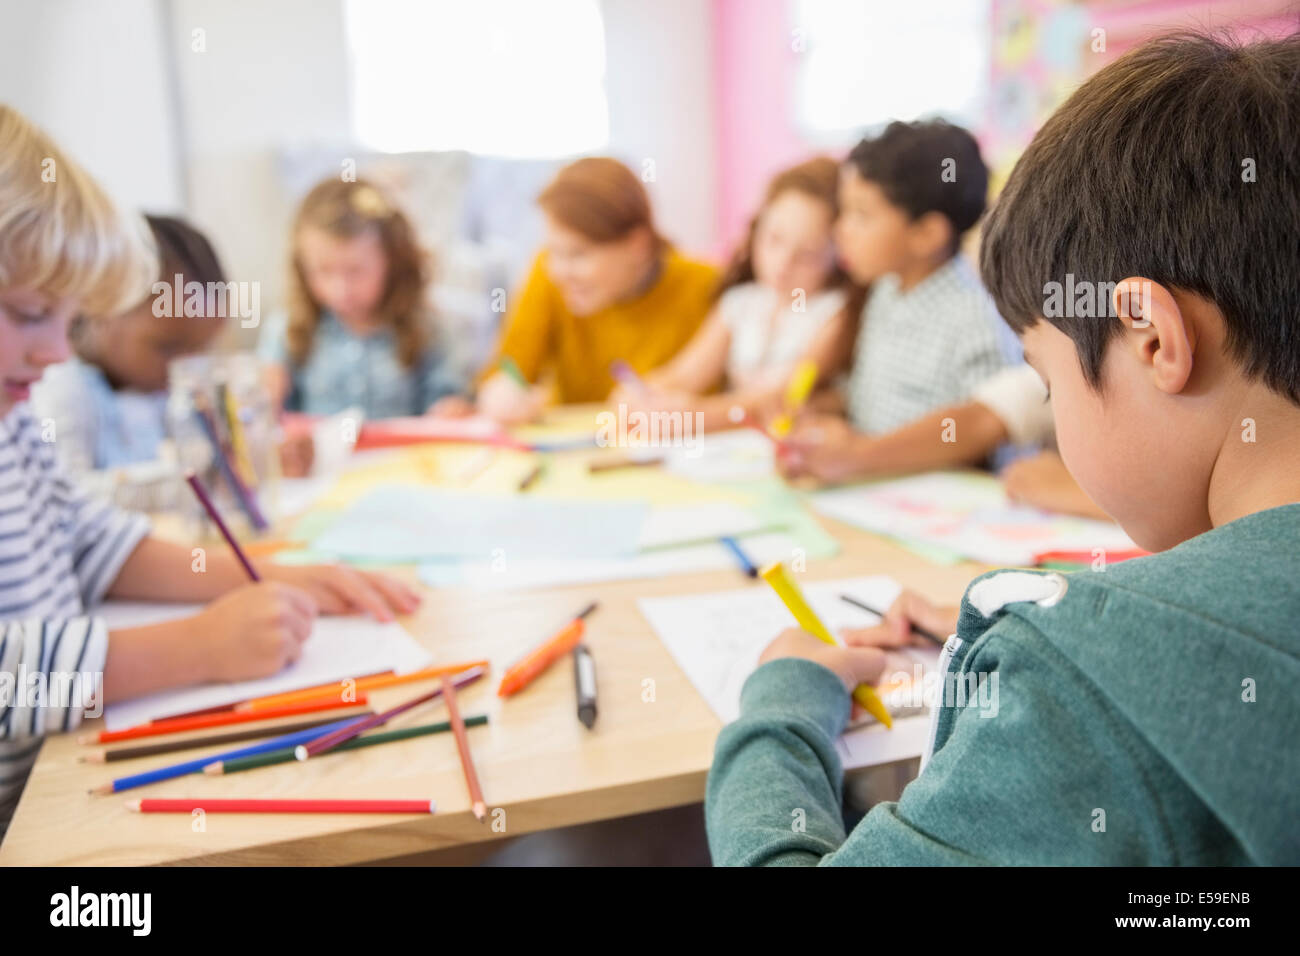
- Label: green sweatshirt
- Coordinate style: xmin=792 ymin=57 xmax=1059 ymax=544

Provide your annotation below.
xmin=706 ymin=503 xmax=1300 ymax=865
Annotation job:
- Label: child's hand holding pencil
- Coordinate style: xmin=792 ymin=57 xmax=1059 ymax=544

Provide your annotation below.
xmin=259 ymin=564 xmax=421 ymax=623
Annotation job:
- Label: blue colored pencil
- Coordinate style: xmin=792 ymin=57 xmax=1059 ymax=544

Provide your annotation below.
xmin=720 ymin=535 xmax=758 ymax=578
xmin=91 ymin=712 xmax=370 ymax=794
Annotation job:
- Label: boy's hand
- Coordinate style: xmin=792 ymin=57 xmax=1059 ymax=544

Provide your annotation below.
xmin=777 ymin=414 xmax=868 ymax=484
xmin=841 ymin=589 xmax=959 ymax=649
xmin=758 ymin=627 xmax=888 ymax=692
xmin=261 ymin=564 xmax=422 ymax=622
xmin=197 ymin=583 xmax=317 ymax=682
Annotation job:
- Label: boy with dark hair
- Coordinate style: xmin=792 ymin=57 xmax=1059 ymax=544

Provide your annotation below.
xmin=706 ymin=31 xmax=1300 ymax=865
xmin=787 ymin=119 xmax=1013 ymax=466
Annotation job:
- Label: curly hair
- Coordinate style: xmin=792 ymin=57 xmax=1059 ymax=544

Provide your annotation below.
xmin=285 ymin=177 xmax=430 ymax=369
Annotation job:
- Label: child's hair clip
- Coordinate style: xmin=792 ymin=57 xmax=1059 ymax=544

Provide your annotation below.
xmin=350 ymin=184 xmax=392 ymax=219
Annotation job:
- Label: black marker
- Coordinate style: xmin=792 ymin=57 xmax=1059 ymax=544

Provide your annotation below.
xmin=573 ymin=643 xmax=598 ymax=729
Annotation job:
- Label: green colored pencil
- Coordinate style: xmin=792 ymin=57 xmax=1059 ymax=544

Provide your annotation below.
xmin=499 ymin=356 xmax=528 ymax=387
xmin=202 ymin=715 xmax=489 ymax=775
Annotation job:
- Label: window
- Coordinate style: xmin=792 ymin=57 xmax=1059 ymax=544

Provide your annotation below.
xmin=793 ymin=0 xmax=991 ymax=137
xmin=344 ymin=0 xmax=609 ymax=157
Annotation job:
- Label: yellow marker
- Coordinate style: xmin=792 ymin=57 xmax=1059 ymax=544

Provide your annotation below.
xmin=769 ymin=359 xmax=819 ymax=438
xmin=758 ymin=561 xmax=893 ymax=728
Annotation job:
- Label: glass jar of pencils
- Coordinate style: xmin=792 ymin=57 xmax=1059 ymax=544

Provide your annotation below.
xmin=166 ymin=353 xmax=279 ymax=540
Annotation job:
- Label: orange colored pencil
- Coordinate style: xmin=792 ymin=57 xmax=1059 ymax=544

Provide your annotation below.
xmin=497 ymin=602 xmax=597 ymax=697
xmin=441 ymin=675 xmax=486 ymax=822
xmin=238 ymin=661 xmax=491 ymax=712
xmin=79 ymin=697 xmax=370 ymax=745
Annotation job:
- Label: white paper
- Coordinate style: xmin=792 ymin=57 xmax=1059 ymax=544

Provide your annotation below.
xmin=635 ymin=503 xmax=774 ymax=550
xmin=419 ymin=531 xmax=804 ymax=592
xmin=663 ymin=429 xmax=777 ymax=484
xmin=638 ymin=576 xmax=940 ymax=770
xmin=98 ymin=602 xmax=432 ymax=731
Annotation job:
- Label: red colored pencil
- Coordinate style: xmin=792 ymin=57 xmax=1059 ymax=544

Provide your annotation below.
xmin=127 ymin=798 xmax=436 ymax=814
xmin=441 ymin=675 xmax=486 ymax=822
xmin=79 ymin=696 xmax=370 ymax=745
xmin=294 ymin=665 xmax=485 ymax=760
xmin=185 ymin=470 xmax=261 ymax=581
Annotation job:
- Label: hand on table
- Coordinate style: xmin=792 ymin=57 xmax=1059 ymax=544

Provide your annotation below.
xmin=260 ymin=564 xmax=421 ymax=623
xmin=477 ymin=371 xmax=548 ymax=425
xmin=776 ymin=413 xmax=868 ymax=485
xmin=195 ymin=582 xmax=317 ymax=682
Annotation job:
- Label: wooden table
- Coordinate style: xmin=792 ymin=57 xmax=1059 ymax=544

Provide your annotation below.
xmin=0 ymin=449 xmax=988 ymax=865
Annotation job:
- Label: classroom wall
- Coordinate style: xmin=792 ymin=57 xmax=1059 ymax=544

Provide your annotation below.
xmin=0 ymin=0 xmax=184 ymax=213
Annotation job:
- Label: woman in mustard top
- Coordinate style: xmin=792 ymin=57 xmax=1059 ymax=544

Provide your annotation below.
xmin=468 ymin=157 xmax=718 ymax=424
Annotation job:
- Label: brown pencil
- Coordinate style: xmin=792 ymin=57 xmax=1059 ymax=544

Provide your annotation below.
xmin=78 ymin=711 xmax=373 ymax=763
xmin=441 ymin=675 xmax=486 ymax=822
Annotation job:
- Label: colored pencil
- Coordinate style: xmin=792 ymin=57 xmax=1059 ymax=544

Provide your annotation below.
xmin=204 ymin=715 xmax=488 ymax=774
xmin=295 ymin=665 xmax=487 ymax=760
xmin=90 ymin=713 xmax=372 ymax=794
xmin=128 ymin=798 xmax=437 ymax=815
xmin=457 ymin=447 xmax=497 ymax=483
xmin=759 ymin=562 xmax=893 ymax=728
xmin=839 ymin=594 xmax=946 ymax=648
xmin=441 ymin=676 xmax=486 ymax=821
xmin=719 ymin=535 xmax=758 ymax=578
xmin=237 ymin=661 xmax=490 ymax=712
xmin=517 ymin=460 xmax=545 ymax=491
xmin=191 ymin=408 xmax=269 ymax=530
xmin=499 ymin=356 xmax=528 ymax=387
xmin=79 ymin=696 xmax=369 ymax=745
xmin=610 ymin=359 xmax=648 ymax=393
xmin=184 ymin=470 xmax=261 ymax=580
xmin=497 ymin=602 xmax=598 ymax=698
xmin=82 ymin=711 xmax=374 ymax=763
xmin=587 ymin=454 xmax=664 ymax=473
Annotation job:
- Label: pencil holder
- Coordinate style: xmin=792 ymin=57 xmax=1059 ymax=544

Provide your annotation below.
xmin=166 ymin=353 xmax=278 ymax=539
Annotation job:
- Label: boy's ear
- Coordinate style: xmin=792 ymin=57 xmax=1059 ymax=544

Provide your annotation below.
xmin=1112 ymin=276 xmax=1194 ymax=395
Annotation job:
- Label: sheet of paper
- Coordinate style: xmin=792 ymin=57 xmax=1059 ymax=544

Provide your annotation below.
xmin=637 ymin=575 xmax=941 ymax=769
xmin=308 ymin=486 xmax=650 ymax=562
xmin=663 ymin=428 xmax=777 ymax=484
xmin=97 ymin=602 xmax=433 ymax=731
xmin=636 ymin=503 xmax=775 ymax=550
xmin=812 ymin=471 xmax=1136 ymax=566
xmin=419 ymin=530 xmax=815 ymax=592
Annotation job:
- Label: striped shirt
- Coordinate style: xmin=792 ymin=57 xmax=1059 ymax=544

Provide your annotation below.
xmin=0 ymin=405 xmax=150 ymax=836
xmin=846 ymin=255 xmax=1015 ymax=435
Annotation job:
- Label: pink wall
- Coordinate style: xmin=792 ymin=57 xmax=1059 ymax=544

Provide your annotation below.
xmin=710 ymin=0 xmax=1297 ymax=259
xmin=711 ymin=0 xmax=833 ymax=259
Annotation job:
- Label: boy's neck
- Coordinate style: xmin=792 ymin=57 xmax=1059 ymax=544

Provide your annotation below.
xmin=1206 ymin=384 xmax=1300 ymax=528
xmin=894 ymin=253 xmax=952 ymax=294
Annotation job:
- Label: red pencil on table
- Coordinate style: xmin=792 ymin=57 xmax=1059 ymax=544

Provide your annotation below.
xmin=184 ymin=470 xmax=260 ymax=581
xmin=441 ymin=675 xmax=486 ymax=822
xmin=127 ymin=798 xmax=436 ymax=815
xmin=79 ymin=696 xmax=369 ymax=745
xmin=294 ymin=665 xmax=486 ymax=760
